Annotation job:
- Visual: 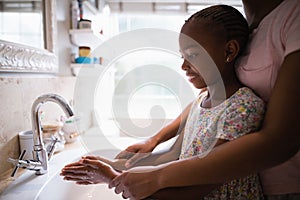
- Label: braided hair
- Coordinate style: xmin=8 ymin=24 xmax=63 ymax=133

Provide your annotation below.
xmin=185 ymin=5 xmax=249 ymax=53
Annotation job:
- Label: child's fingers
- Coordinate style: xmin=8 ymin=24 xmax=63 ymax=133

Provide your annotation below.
xmin=61 ymin=165 xmax=90 ymax=175
xmin=125 ymin=153 xmax=149 ymax=168
xmin=76 ymin=181 xmax=93 ymax=185
xmin=115 ymin=150 xmax=129 ymax=159
xmin=82 ymin=155 xmax=100 ymax=160
xmin=81 ymin=158 xmax=108 ymax=169
xmin=109 ymin=159 xmax=127 ymax=171
xmin=115 ymin=150 xmax=134 ymax=159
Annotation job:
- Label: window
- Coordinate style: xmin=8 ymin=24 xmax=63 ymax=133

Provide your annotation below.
xmin=94 ymin=14 xmax=198 ymax=123
xmin=91 ymin=2 xmax=244 ymax=137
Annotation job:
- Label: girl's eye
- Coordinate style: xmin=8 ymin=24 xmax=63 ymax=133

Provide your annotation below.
xmin=188 ymin=53 xmax=198 ymax=59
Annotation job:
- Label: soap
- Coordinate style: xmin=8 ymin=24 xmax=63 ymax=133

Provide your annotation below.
xmin=79 ymin=46 xmax=91 ymax=57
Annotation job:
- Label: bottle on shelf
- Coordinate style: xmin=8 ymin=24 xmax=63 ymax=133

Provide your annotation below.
xmin=70 ymin=0 xmax=79 ymax=29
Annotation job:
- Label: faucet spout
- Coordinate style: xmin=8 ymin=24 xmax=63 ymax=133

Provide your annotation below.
xmin=31 ymin=94 xmax=74 ymax=148
xmin=30 ymin=94 xmax=74 ymax=175
xmin=8 ymin=94 xmax=74 ymax=176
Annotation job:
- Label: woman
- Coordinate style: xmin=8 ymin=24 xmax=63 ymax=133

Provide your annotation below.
xmin=109 ymin=0 xmax=300 ymax=199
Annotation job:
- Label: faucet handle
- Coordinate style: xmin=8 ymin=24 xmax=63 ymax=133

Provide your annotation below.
xmin=47 ymin=136 xmax=58 ymax=160
xmin=8 ymin=150 xmax=26 ymax=177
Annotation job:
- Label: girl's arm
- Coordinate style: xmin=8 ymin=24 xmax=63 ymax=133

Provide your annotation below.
xmin=115 ymin=102 xmax=192 ymax=167
xmin=109 ymin=51 xmax=300 ymax=199
xmin=131 ymin=128 xmax=185 ymax=167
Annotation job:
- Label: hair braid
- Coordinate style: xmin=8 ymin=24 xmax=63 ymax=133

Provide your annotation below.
xmin=185 ymin=5 xmax=249 ymax=52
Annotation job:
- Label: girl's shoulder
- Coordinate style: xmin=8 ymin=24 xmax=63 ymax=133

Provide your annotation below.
xmin=227 ymin=87 xmax=266 ymax=112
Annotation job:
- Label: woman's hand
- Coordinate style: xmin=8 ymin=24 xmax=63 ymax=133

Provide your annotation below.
xmin=60 ymin=156 xmax=120 ymax=185
xmin=109 ymin=168 xmax=161 ymax=200
xmin=115 ymin=138 xmax=159 ymax=168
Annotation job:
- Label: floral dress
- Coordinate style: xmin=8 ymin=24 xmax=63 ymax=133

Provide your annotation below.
xmin=180 ymin=87 xmax=265 ymax=199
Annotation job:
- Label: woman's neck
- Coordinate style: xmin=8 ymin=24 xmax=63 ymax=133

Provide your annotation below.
xmin=242 ymin=0 xmax=284 ymax=30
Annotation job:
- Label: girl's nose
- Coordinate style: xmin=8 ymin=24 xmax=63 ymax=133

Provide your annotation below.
xmin=181 ymin=60 xmax=190 ymax=71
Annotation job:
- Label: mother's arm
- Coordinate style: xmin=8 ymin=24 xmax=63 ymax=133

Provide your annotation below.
xmin=157 ymin=50 xmax=300 ymax=187
xmin=109 ymin=51 xmax=300 ymax=199
xmin=148 ymin=184 xmax=219 ymax=200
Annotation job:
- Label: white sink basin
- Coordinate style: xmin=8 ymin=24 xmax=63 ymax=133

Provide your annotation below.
xmin=35 ymin=149 xmax=123 ymax=200
xmin=35 ymin=174 xmax=122 ymax=200
xmin=0 ymin=135 xmax=141 ymax=200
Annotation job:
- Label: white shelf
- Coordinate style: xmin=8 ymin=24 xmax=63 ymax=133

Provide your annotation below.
xmin=70 ymin=63 xmax=105 ymax=76
xmin=70 ymin=63 xmax=104 ymax=68
xmin=69 ymin=29 xmax=105 ymax=49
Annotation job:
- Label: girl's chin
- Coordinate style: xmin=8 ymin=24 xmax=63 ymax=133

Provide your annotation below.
xmin=193 ymin=83 xmax=206 ymax=89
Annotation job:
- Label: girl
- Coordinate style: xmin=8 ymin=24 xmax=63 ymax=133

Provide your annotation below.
xmin=61 ymin=5 xmax=266 ymax=199
xmin=174 ymin=5 xmax=265 ymax=199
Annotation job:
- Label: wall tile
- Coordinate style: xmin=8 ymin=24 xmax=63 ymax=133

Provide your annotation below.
xmin=0 ymin=76 xmax=76 ymax=183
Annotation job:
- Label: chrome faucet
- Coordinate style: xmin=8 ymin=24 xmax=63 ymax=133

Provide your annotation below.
xmin=8 ymin=94 xmax=74 ymax=176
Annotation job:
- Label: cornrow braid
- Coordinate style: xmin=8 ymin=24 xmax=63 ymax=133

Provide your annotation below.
xmin=185 ymin=5 xmax=249 ymax=52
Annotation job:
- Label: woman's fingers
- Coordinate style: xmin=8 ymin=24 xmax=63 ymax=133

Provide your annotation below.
xmin=109 ymin=173 xmax=135 ymax=199
xmin=108 ymin=174 xmax=120 ymax=189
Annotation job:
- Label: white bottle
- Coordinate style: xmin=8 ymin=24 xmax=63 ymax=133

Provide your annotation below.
xmin=18 ymin=130 xmax=34 ymax=160
xmin=70 ymin=0 xmax=79 ymax=29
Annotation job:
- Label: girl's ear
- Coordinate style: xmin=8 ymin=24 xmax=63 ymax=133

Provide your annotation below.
xmin=224 ymin=40 xmax=240 ymax=63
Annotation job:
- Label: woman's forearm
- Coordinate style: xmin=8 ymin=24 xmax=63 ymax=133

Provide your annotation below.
xmin=157 ymin=130 xmax=298 ymax=189
xmin=156 ymin=51 xmax=300 ymax=189
xmin=149 ymin=184 xmax=219 ymax=200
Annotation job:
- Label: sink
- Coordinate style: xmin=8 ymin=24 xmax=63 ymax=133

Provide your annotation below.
xmin=34 ymin=149 xmax=123 ymax=200
xmin=35 ymin=174 xmax=122 ymax=200
xmin=1 ymin=126 xmax=174 ymax=200
xmin=0 ymin=134 xmax=142 ymax=200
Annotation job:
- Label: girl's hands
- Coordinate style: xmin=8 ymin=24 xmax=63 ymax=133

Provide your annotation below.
xmin=115 ymin=138 xmax=159 ymax=168
xmin=60 ymin=156 xmax=120 ymax=185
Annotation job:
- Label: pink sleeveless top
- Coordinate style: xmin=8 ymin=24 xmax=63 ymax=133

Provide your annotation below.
xmin=236 ymin=0 xmax=300 ymax=195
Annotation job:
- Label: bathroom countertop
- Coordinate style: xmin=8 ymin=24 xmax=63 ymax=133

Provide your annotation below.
xmin=0 ymin=139 xmax=84 ymax=195
xmin=0 ymin=126 xmax=175 ymax=198
xmin=0 ymin=131 xmax=145 ymax=200
xmin=0 ymin=130 xmax=142 ymax=196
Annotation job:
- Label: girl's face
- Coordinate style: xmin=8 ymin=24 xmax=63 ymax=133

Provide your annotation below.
xmin=179 ymin=20 xmax=227 ymax=89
